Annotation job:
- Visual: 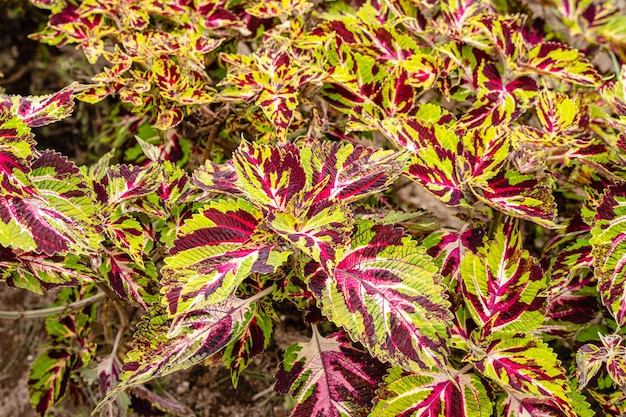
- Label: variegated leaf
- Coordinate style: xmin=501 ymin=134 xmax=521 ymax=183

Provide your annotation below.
xmin=371 ymin=366 xmax=492 ymax=417
xmin=275 ymin=329 xmax=386 ymax=417
xmin=474 ymin=169 xmax=558 ymax=228
xmin=0 ymin=117 xmax=36 ymax=197
xmin=0 ymin=151 xmax=102 ymax=255
xmin=588 ymin=389 xmax=626 ymax=416
xmin=459 ymin=62 xmax=537 ymax=130
xmin=28 ymin=348 xmax=76 ymax=416
xmin=220 ymin=50 xmax=323 ymax=140
xmin=468 ymin=332 xmax=576 ymax=416
xmin=192 ymin=160 xmax=242 ymax=198
xmin=299 ymin=142 xmax=410 ymax=203
xmin=232 ymin=141 xmax=305 ymax=210
xmin=321 ymin=41 xmax=385 ymax=119
xmin=269 ymin=198 xmax=352 ymax=265
xmin=29 ymin=288 xmax=97 ymax=416
xmin=374 ymin=68 xmax=416 ymax=116
xmin=590 ymin=184 xmax=626 ymax=327
xmin=0 ymin=248 xmax=97 ymax=293
xmin=542 ymin=232 xmax=598 ymax=336
xmin=102 ymin=163 xmax=162 ymax=208
xmin=0 ymin=83 xmax=76 ymax=127
xmin=402 ymin=123 xmax=470 ymax=207
xmin=95 ymin=292 xmax=266 ymax=411
xmin=400 ymin=123 xmax=556 ymax=227
xmin=222 ymin=306 xmax=273 ymax=388
xmin=602 ymin=65 xmax=626 ymax=116
xmin=476 ymin=14 xmax=525 ymax=66
xmin=577 ymin=334 xmax=626 ymax=389
xmin=544 ymin=272 xmax=598 ymax=338
xmin=133 ymin=159 xmax=194 ymax=218
xmin=162 ymin=198 xmax=290 ymax=315
xmin=499 ymin=395 xmax=579 ymax=417
xmin=535 ymin=89 xmax=586 ymax=141
xmin=520 ymin=42 xmax=602 ymax=86
xmin=460 ymin=221 xmax=546 ymax=333
xmin=306 ymin=220 xmax=453 ymax=372
xmin=104 ymin=214 xmax=147 ymax=266
xmin=421 ymin=227 xmax=485 ymax=286
xmin=101 ymin=249 xmax=159 ymax=310
xmin=151 ymin=55 xmax=215 ymax=105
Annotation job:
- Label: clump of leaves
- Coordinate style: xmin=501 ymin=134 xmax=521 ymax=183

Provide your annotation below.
xmin=3 ymin=0 xmax=626 ymax=416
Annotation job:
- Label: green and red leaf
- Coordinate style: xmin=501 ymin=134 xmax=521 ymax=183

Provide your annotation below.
xmin=300 ymin=142 xmax=410 ymax=203
xmin=162 ymin=198 xmax=289 ymax=315
xmin=459 ymin=62 xmax=538 ymax=130
xmin=371 ymin=366 xmax=492 ymax=417
xmin=28 ymin=348 xmax=75 ymax=416
xmin=590 ymin=184 xmax=626 ymax=327
xmin=520 ymin=42 xmax=602 ymax=86
xmin=0 ymin=84 xmax=76 ymax=127
xmin=222 ymin=306 xmax=273 ymax=388
xmin=0 ymin=151 xmax=102 ymax=255
xmin=577 ymin=334 xmax=626 ymax=389
xmin=233 ymin=141 xmax=305 ymax=210
xmin=306 ymin=220 xmax=453 ymax=372
xmin=468 ymin=332 xmax=576 ymax=416
xmin=0 ymin=117 xmax=36 ymax=197
xmin=275 ymin=329 xmax=386 ymax=417
xmin=0 ymin=249 xmax=97 ymax=294
xmin=461 ymin=221 xmax=546 ymax=333
xmin=96 ymin=293 xmax=266 ymax=410
xmin=101 ymin=249 xmax=159 ymax=309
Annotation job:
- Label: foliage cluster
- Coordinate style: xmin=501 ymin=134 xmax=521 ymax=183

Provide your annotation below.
xmin=2 ymin=0 xmax=626 ymax=416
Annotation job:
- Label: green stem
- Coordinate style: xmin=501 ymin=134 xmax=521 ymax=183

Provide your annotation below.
xmin=487 ymin=210 xmax=503 ymax=240
xmin=0 ymin=292 xmax=106 ymax=320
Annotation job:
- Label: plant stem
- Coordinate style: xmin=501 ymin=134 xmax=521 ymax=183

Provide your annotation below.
xmin=0 ymin=292 xmax=106 ymax=320
xmin=487 ymin=209 xmax=503 ymax=240
xmin=456 ymin=363 xmax=474 ymax=376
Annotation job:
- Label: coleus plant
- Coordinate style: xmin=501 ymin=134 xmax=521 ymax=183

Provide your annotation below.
xmin=3 ymin=0 xmax=626 ymax=416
